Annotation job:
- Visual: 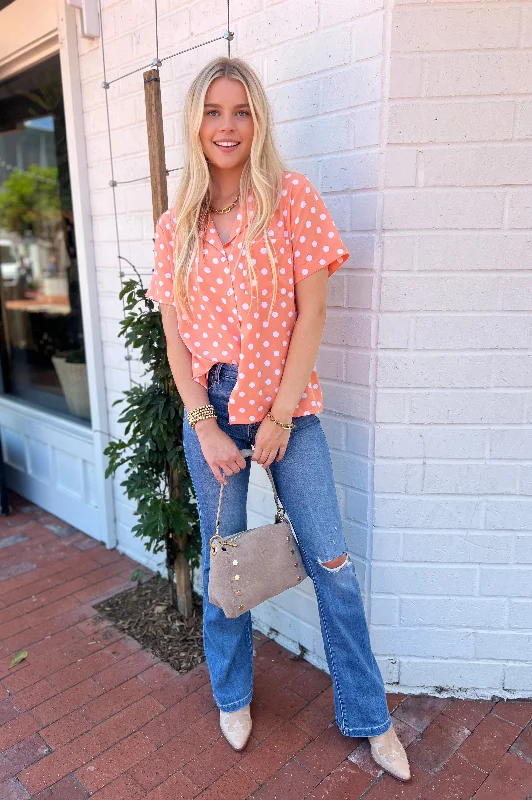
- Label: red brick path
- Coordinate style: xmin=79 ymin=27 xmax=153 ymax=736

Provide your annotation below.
xmin=1 ymin=496 xmax=531 ymax=798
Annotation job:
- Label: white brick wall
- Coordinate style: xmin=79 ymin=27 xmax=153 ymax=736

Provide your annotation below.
xmin=76 ymin=0 xmax=531 ymax=696
xmin=373 ymin=0 xmax=532 ymax=698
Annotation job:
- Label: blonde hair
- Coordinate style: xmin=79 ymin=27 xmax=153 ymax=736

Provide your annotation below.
xmin=171 ymin=56 xmax=287 ymax=323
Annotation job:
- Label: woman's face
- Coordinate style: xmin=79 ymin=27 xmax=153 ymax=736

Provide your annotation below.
xmin=199 ymin=77 xmax=254 ymax=172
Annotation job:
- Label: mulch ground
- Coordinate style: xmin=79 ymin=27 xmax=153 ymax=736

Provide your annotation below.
xmin=95 ymin=577 xmax=205 ymax=675
xmin=1 ymin=493 xmax=532 ymax=799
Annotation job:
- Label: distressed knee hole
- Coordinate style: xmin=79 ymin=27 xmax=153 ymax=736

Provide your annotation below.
xmin=319 ymin=553 xmax=349 ymax=572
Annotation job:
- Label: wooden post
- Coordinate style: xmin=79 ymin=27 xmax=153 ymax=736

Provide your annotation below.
xmin=143 ymin=68 xmax=168 ymax=226
xmin=143 ymin=68 xmax=193 ymax=618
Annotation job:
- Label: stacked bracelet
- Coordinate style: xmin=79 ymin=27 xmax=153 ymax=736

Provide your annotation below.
xmin=266 ymin=410 xmax=295 ymax=430
xmin=187 ymin=404 xmax=217 ymax=430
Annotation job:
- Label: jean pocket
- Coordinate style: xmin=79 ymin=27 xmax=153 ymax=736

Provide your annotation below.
xmin=207 ymin=386 xmax=230 ymax=418
xmin=208 ymin=378 xmax=235 ymax=398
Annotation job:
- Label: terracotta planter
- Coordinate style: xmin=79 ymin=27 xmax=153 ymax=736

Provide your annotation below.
xmin=51 ymin=356 xmax=91 ymax=420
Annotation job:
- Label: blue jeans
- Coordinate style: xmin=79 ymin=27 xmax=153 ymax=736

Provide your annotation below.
xmin=182 ymin=362 xmax=392 ymax=737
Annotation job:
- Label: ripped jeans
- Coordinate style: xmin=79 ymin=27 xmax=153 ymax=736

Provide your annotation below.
xmin=182 ymin=362 xmax=392 ymax=737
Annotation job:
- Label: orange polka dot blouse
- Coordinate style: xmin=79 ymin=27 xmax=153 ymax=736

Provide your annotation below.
xmin=146 ymin=171 xmax=349 ymax=425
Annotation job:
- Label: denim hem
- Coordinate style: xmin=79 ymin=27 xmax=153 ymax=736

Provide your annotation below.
xmin=215 ymin=686 xmax=253 ymax=713
xmin=337 ymin=715 xmax=392 ymax=738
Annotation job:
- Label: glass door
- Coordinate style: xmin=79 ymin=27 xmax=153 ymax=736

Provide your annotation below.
xmin=0 ymin=53 xmax=90 ymax=423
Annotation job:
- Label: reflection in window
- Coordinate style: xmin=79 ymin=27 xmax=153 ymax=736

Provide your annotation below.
xmin=0 ymin=55 xmax=89 ymax=423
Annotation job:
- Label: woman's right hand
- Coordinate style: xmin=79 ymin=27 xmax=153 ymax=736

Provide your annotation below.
xmin=194 ymin=419 xmax=248 ymax=485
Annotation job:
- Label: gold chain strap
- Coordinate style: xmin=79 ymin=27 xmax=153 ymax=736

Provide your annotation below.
xmin=210 ymin=448 xmax=287 ymax=555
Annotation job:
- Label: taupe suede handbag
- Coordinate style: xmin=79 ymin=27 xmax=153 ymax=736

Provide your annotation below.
xmin=208 ymin=448 xmax=308 ymax=619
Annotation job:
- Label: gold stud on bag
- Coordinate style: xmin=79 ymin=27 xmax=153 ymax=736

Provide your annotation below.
xmin=208 ymin=448 xmax=308 ymax=618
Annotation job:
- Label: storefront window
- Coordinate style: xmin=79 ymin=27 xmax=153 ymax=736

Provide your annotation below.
xmin=0 ymin=54 xmax=90 ymax=423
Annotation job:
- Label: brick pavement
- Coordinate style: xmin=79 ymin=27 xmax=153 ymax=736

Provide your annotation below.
xmin=1 ymin=495 xmax=531 ymax=798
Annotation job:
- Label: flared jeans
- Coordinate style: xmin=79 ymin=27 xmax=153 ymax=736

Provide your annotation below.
xmin=182 ymin=362 xmax=392 ymax=737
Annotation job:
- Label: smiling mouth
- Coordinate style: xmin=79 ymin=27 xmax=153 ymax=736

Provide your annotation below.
xmin=214 ymin=141 xmax=240 ymax=150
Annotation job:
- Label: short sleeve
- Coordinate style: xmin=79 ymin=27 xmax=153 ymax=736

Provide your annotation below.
xmin=145 ymin=209 xmax=176 ymax=305
xmin=288 ymin=174 xmax=349 ymax=285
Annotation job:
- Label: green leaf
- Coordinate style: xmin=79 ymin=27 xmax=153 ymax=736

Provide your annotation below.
xmin=9 ymin=651 xmax=28 ymax=669
xmin=96 ymin=270 xmax=202 ymax=607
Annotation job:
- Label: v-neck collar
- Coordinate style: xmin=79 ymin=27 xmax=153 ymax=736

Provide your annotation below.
xmin=209 ymin=211 xmax=240 ymax=252
xmin=207 ymin=192 xmax=255 ymax=253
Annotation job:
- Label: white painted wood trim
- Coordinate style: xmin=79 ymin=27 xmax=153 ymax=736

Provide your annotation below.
xmin=65 ymin=0 xmax=100 ymax=39
xmin=0 ymin=395 xmax=92 ymax=446
xmin=0 ymin=0 xmax=59 ymax=80
xmin=57 ymin=0 xmax=116 ymax=548
xmin=0 ymin=396 xmax=102 ymax=538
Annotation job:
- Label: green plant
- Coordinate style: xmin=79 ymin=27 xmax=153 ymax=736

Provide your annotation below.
xmin=59 ymin=347 xmax=86 ymax=364
xmin=103 ymin=269 xmax=201 ymax=616
xmin=131 ymin=568 xmax=145 ymax=586
xmin=0 ymin=165 xmax=61 ymax=237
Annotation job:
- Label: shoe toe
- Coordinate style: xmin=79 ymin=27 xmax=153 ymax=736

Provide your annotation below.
xmin=369 ymin=728 xmax=411 ymax=782
xmin=220 ymin=706 xmax=252 ymax=751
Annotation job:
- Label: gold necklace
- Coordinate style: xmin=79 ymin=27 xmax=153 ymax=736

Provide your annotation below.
xmin=208 ymin=194 xmax=240 ymax=215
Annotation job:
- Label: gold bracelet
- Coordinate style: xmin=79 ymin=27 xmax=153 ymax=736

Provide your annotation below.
xmin=266 ymin=410 xmax=295 ymax=430
xmin=187 ymin=404 xmax=217 ymax=430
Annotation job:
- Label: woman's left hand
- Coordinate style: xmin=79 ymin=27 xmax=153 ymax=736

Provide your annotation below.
xmin=252 ymin=416 xmax=291 ymax=468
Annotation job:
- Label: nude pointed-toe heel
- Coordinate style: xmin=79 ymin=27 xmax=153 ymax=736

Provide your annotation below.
xmin=219 ymin=703 xmax=252 ymax=751
xmin=369 ymin=724 xmax=411 ymax=782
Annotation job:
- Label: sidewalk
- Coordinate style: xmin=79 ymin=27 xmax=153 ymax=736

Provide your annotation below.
xmin=1 ymin=495 xmax=531 ymax=799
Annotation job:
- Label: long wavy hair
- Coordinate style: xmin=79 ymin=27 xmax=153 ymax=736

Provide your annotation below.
xmin=171 ymin=56 xmax=287 ymax=323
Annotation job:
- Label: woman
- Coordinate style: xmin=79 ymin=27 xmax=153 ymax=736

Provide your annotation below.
xmin=146 ymin=56 xmax=411 ymax=783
